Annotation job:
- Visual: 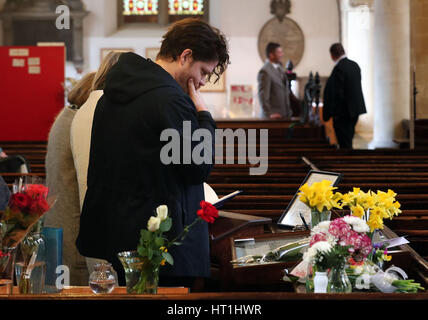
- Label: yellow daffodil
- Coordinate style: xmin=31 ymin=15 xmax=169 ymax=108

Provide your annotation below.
xmin=352 ymin=187 xmax=361 ymax=195
xmin=341 ymin=193 xmax=352 ymax=205
xmin=382 ymin=254 xmax=392 ymax=262
xmin=368 ymin=210 xmax=384 ymax=231
xmin=341 ymin=187 xmax=401 ymax=232
xmin=363 ymin=194 xmax=376 ymax=210
xmin=351 ymin=204 xmax=365 ymax=218
xmin=298 ymin=180 xmax=342 ymax=213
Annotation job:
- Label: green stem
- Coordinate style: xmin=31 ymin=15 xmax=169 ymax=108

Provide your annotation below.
xmin=18 ymin=269 xmax=30 ymax=294
xmin=167 ymin=218 xmax=201 ymax=247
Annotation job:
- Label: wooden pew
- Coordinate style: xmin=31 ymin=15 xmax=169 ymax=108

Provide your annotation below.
xmin=2 ymin=119 xmax=428 ymax=262
xmin=208 ymin=120 xmax=428 ymax=261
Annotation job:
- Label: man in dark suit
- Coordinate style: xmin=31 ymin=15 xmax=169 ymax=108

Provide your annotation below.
xmin=323 ymin=43 xmax=367 ymax=149
xmin=76 ymin=18 xmax=229 ymax=289
xmin=257 ymin=42 xmax=291 ymax=119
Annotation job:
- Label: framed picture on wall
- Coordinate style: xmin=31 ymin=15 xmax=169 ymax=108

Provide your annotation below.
xmin=145 ymin=47 xmax=160 ymax=61
xmin=100 ymin=48 xmax=134 ymax=62
xmin=201 ymin=71 xmax=226 ymax=92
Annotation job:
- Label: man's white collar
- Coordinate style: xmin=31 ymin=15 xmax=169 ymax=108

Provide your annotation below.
xmin=335 ymin=55 xmax=347 ymax=65
xmin=269 ymin=61 xmax=281 ymax=69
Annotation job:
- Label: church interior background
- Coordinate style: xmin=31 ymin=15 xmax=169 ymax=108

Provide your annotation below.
xmin=0 ymin=0 xmax=427 ymax=149
xmin=2 ymin=0 xmax=428 ymax=304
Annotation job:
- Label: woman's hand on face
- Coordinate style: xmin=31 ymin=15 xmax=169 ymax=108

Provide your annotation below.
xmin=188 ymin=78 xmax=208 ymax=112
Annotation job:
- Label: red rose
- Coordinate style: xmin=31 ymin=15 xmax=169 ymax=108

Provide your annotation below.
xmin=8 ymin=193 xmax=32 ymax=212
xmin=197 ymin=200 xmax=219 ymax=224
xmin=25 ymin=184 xmax=49 ymax=200
xmin=28 ymin=197 xmax=50 ymax=216
xmin=0 ymin=250 xmax=10 ymax=258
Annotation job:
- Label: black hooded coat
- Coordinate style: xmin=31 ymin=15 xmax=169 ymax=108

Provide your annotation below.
xmin=76 ymin=52 xmax=216 ymax=283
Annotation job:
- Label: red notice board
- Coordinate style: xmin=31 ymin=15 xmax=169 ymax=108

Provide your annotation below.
xmin=0 ymin=46 xmax=65 ymax=141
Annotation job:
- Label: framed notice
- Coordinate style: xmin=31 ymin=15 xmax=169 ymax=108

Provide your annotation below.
xmin=277 ymin=170 xmax=342 ymax=228
xmin=229 ymin=84 xmax=254 ymax=118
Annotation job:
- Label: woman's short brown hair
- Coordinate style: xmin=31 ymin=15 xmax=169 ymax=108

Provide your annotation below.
xmin=158 ymin=18 xmax=230 ymax=83
xmin=67 ymin=72 xmax=96 ymax=108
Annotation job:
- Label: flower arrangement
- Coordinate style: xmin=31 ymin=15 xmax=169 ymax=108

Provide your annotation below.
xmin=0 ymin=176 xmax=55 ymax=293
xmin=303 ymin=216 xmax=371 ymax=271
xmin=298 ymin=214 xmax=423 ymax=293
xmin=292 ymin=182 xmax=423 ymax=293
xmin=297 ymin=180 xmax=343 ymax=228
xmin=302 ymin=216 xmax=372 ymax=292
xmin=298 ymin=180 xmax=343 ymax=214
xmin=341 ymin=188 xmax=402 ymax=232
xmin=0 ymin=178 xmax=53 ymax=250
xmin=346 ymin=253 xmax=425 ymax=293
xmin=123 ymin=200 xmax=219 ymax=293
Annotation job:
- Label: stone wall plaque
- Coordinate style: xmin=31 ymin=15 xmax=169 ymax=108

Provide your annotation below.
xmin=258 ymin=17 xmax=305 ymax=67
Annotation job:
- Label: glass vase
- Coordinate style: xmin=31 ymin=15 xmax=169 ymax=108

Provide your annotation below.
xmin=15 ymin=222 xmax=46 ymax=294
xmin=327 ymin=267 xmax=352 ymax=293
xmin=0 ymin=247 xmax=17 ymax=294
xmin=310 ymin=209 xmax=331 ymax=229
xmin=89 ymin=262 xmax=116 ymax=294
xmin=117 ymin=251 xmax=159 ymax=294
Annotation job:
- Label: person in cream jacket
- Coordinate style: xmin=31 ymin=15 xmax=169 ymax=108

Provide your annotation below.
xmin=70 ymin=51 xmax=123 ymax=276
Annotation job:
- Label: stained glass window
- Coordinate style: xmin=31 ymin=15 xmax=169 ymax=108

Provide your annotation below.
xmin=120 ymin=0 xmax=208 ymax=24
xmin=123 ymin=0 xmax=159 ymax=16
xmin=168 ymin=0 xmax=204 ymax=15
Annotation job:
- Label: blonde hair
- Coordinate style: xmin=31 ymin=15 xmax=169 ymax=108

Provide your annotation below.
xmin=92 ymin=51 xmax=123 ymax=91
xmin=67 ymin=72 xmax=96 ymax=108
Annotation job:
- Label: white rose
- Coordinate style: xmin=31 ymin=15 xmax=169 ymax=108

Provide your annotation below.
xmin=147 ymin=216 xmax=161 ymax=232
xmin=156 ymin=205 xmax=168 ymax=221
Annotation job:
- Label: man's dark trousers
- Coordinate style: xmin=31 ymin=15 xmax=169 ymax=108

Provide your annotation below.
xmin=333 ymin=115 xmax=359 ymax=149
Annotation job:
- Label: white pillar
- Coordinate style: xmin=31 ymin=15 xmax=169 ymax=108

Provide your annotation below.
xmin=370 ymin=0 xmax=410 ymax=148
xmin=345 ymin=2 xmax=375 ymax=139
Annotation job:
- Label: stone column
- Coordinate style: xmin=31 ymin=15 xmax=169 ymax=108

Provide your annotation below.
xmin=341 ymin=0 xmax=375 ymax=140
xmin=72 ymin=15 xmax=85 ymax=70
xmin=370 ymin=0 xmax=410 ymax=148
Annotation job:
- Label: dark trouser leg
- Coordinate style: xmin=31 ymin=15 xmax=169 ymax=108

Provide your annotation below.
xmin=333 ymin=116 xmax=358 ymax=149
xmin=109 ymin=256 xmax=126 ymax=286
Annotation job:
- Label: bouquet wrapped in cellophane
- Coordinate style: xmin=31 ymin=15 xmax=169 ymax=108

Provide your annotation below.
xmin=230 ymin=238 xmax=310 ymax=266
xmin=0 ymin=176 xmax=56 ymax=293
xmin=0 ymin=176 xmax=56 ymax=250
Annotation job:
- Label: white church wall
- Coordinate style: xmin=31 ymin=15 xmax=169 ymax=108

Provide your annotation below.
xmin=345 ymin=5 xmax=375 ymax=138
xmin=78 ymin=0 xmax=340 ymax=118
